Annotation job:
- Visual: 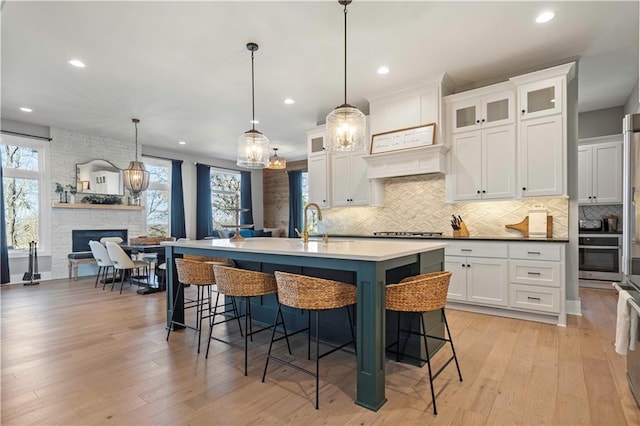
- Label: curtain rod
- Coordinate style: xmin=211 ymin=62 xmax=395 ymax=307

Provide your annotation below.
xmin=195 ymin=162 xmax=241 ymax=173
xmin=142 ymin=154 xmax=179 ymax=162
xmin=0 ymin=130 xmax=52 ymax=142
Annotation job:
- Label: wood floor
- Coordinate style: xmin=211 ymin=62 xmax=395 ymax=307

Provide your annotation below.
xmin=2 ymin=277 xmax=640 ymax=425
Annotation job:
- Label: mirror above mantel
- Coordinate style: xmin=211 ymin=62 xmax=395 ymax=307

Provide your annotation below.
xmin=76 ymin=159 xmax=124 ymax=196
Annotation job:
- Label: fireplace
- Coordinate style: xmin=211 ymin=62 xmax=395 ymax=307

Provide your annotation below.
xmin=72 ymin=229 xmax=128 ymax=252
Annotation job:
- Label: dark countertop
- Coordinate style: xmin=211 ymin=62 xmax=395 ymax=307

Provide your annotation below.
xmin=320 ymin=234 xmax=569 ymax=243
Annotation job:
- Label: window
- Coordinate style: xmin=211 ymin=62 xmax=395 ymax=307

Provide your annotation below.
xmin=144 ymin=158 xmax=170 ymax=237
xmin=210 ymin=168 xmax=241 ymax=230
xmin=1 ymin=135 xmax=49 ymax=252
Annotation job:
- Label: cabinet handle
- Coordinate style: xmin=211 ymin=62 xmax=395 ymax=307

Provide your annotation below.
xmin=527 ymin=272 xmax=541 ymax=275
xmin=527 ymin=296 xmax=541 ymax=301
xmin=527 ymin=251 xmax=541 ymax=255
xmin=461 ymin=249 xmax=472 ymax=252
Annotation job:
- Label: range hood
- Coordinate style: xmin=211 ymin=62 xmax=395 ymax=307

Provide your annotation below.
xmin=362 ymin=144 xmax=449 ymax=179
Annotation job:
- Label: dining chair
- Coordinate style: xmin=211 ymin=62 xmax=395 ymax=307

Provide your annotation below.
xmin=88 ymin=240 xmax=114 ymax=289
xmin=105 ymin=241 xmax=149 ymax=294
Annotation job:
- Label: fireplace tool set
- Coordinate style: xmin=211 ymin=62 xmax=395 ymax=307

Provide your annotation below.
xmin=22 ymin=241 xmax=41 ymax=285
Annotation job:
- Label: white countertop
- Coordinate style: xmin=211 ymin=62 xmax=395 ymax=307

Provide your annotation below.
xmin=163 ymin=237 xmax=448 ymax=262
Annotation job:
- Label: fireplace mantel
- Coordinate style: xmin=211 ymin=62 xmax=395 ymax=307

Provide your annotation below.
xmin=52 ymin=202 xmax=144 ymax=210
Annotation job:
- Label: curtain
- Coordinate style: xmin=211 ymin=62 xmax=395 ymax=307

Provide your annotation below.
xmin=195 ymin=164 xmax=212 ymax=240
xmin=288 ymin=170 xmax=303 ymax=238
xmin=240 ymin=171 xmax=254 ymax=226
xmin=0 ymin=150 xmax=9 ymax=284
xmin=170 ymin=160 xmax=186 ymax=239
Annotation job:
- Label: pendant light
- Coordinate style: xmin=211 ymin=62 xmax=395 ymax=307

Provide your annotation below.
xmin=268 ymin=148 xmax=286 ymax=170
xmin=237 ymin=42 xmax=270 ymax=169
xmin=326 ymin=0 xmax=366 ymax=153
xmin=123 ymin=118 xmax=150 ymax=196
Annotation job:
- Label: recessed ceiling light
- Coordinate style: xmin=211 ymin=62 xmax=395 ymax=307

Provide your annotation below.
xmin=377 ymin=66 xmax=390 ymax=75
xmin=535 ymin=11 xmax=555 ymax=24
xmin=284 ymin=98 xmax=295 ymax=105
xmin=68 ymin=59 xmax=85 ymax=68
xmin=20 ymin=107 xmax=32 ymax=112
xmin=178 ymin=141 xmax=186 ymax=145
xmin=250 ymin=119 xmax=259 ymax=124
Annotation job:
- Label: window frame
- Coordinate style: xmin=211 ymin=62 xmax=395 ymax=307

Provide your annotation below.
xmin=142 ymin=156 xmax=171 ymax=237
xmin=1 ymin=134 xmax=51 ymax=257
xmin=210 ymin=167 xmax=241 ymax=231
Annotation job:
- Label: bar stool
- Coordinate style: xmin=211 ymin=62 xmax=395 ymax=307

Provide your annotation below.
xmin=385 ymin=271 xmax=462 ymax=415
xmin=262 ymin=271 xmax=357 ymax=409
xmin=166 ymin=258 xmax=236 ymax=353
xmin=207 ymin=266 xmax=291 ymax=376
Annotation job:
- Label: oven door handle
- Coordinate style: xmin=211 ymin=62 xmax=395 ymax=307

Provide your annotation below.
xmin=578 ymin=245 xmax=621 ymax=249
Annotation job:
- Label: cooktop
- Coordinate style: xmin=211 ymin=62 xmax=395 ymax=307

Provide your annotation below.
xmin=373 ymin=231 xmax=444 ymax=238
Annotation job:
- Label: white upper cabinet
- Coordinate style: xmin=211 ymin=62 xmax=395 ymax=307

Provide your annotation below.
xmin=331 ymin=150 xmax=378 ymax=206
xmin=445 ymin=81 xmax=516 ymax=201
xmin=517 ymin=77 xmax=563 ymax=120
xmin=511 ymin=62 xmax=575 ymax=198
xmin=450 ymin=89 xmax=515 ymax=133
xmin=306 ymin=126 xmax=330 ymax=208
xmin=578 ymin=137 xmax=623 ymax=205
xmin=518 ymin=114 xmax=564 ymax=197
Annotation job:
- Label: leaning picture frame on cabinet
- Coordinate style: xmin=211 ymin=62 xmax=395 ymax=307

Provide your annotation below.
xmin=370 ymin=123 xmax=436 ymax=154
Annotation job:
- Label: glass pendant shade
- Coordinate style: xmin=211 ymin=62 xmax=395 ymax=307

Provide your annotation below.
xmin=326 ymin=104 xmax=366 ymax=152
xmin=237 ymin=129 xmax=270 ymax=169
xmin=268 ymin=148 xmax=286 ymax=170
xmin=123 ymin=161 xmax=150 ymax=195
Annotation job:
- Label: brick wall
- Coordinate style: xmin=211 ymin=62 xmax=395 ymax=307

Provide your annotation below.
xmin=262 ymin=160 xmax=306 ymax=237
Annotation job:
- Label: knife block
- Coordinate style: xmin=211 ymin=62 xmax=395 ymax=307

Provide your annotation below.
xmin=453 ymin=222 xmax=470 ymax=237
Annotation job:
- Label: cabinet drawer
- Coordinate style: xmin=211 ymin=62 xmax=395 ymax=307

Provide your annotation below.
xmin=509 ymin=243 xmax=561 ymax=261
xmin=445 ymin=242 xmax=508 ymax=258
xmin=509 ymin=260 xmax=560 ymax=287
xmin=509 ymin=283 xmax=560 ymax=313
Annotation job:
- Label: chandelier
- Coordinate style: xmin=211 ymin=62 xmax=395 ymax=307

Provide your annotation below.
xmin=325 ymin=0 xmax=366 ymax=153
xmin=237 ymin=42 xmax=270 ymax=168
xmin=123 ymin=118 xmax=149 ymax=196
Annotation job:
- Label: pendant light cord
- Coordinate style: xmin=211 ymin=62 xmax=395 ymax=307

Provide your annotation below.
xmin=251 ymin=49 xmax=256 ymax=132
xmin=343 ymin=2 xmax=348 ymax=105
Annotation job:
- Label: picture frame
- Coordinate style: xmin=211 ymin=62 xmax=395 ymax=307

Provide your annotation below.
xmin=370 ymin=123 xmax=436 ymax=154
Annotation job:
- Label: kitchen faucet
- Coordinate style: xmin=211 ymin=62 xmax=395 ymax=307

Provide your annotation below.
xmin=295 ymin=202 xmax=323 ymax=243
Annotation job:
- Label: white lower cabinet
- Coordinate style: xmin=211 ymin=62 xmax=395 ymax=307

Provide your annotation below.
xmin=445 ymin=241 xmax=566 ymax=325
xmin=445 ymin=242 xmax=508 ymax=307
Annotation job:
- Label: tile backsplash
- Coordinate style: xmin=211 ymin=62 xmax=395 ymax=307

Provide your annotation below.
xmin=579 ymin=204 xmax=623 ymax=230
xmin=320 ymin=174 xmax=569 ymax=238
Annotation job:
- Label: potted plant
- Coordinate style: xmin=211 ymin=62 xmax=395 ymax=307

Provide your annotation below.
xmin=66 ymin=184 xmax=77 ymax=204
xmin=55 ymin=182 xmax=65 ymax=203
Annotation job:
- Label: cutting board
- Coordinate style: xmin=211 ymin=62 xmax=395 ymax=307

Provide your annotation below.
xmin=505 ymin=216 xmax=553 ymax=237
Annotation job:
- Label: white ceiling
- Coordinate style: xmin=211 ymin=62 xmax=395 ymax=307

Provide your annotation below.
xmin=2 ymin=1 xmax=638 ymax=162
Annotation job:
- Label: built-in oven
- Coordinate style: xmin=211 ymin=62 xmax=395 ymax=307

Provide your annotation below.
xmin=579 ymin=233 xmax=623 ymax=281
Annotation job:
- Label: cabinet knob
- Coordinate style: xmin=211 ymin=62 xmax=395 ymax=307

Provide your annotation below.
xmin=477 ymin=190 xmax=481 ymax=194
xmin=476 ymin=120 xmax=480 ymax=124
xmin=521 ymin=109 xmax=526 ymax=114
xmin=593 ymin=196 xmax=597 ymax=199
xmin=467 ymin=264 xmax=471 ymax=268
xmin=482 ymin=190 xmax=486 ymax=193
xmin=481 ymin=119 xmax=485 ymax=123
xmin=588 ymin=196 xmax=592 ymax=199
xmin=522 ymin=187 xmax=526 ymax=191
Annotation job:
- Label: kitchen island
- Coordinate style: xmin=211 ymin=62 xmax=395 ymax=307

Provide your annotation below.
xmin=163 ymin=237 xmax=447 ymax=411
